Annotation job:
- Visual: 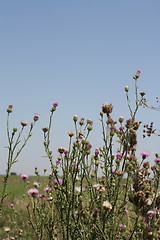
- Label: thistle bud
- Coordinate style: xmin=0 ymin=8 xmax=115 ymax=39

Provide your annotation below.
xmin=73 ymin=115 xmax=78 ymax=122
xmin=124 ymin=86 xmax=129 ymax=92
xmin=119 ymin=116 xmax=124 ymax=123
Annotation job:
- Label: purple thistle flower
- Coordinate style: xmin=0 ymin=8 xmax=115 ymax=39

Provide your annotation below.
xmin=140 ymin=151 xmax=150 ymax=157
xmin=27 ymin=188 xmax=39 ymax=197
xmin=53 ymin=102 xmax=58 ymax=107
xmin=53 ymin=178 xmax=63 ymax=185
xmin=118 ymin=224 xmax=126 ymax=229
xmin=147 ymin=210 xmax=156 ymax=217
xmin=155 ymin=157 xmax=160 ymax=163
xmin=116 ymin=152 xmax=122 ymax=159
xmin=33 ymin=113 xmax=40 ymax=122
xmin=44 ymin=187 xmax=52 ymax=192
xmin=21 ymin=174 xmax=29 ymax=180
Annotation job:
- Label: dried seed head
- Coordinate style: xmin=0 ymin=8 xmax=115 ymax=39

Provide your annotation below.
xmin=42 ymin=127 xmax=49 ymax=132
xmin=140 ymin=91 xmax=146 ymax=97
xmin=116 ymin=170 xmax=124 ymax=176
xmin=68 ymin=131 xmax=74 ymax=137
xmin=102 ymin=103 xmax=113 ymax=115
xmin=103 ymin=200 xmax=112 ymax=210
xmin=21 ymin=121 xmax=28 ymax=127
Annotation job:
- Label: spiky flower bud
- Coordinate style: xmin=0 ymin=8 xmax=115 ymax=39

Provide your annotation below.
xmin=73 ymin=115 xmax=78 ymax=122
xmin=119 ymin=116 xmax=124 ymax=123
xmin=124 ymin=86 xmax=129 ymax=92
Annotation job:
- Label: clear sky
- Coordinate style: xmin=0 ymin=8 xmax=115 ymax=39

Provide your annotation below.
xmin=0 ymin=0 xmax=160 ymax=175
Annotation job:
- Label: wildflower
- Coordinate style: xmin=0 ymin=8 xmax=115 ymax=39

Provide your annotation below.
xmin=140 ymin=151 xmax=150 ymax=158
xmin=53 ymin=102 xmax=58 ymax=107
xmin=119 ymin=126 xmax=124 ymax=131
xmin=55 ymin=159 xmax=61 ymax=164
xmin=33 ymin=113 xmax=40 ymax=122
xmin=147 ymin=210 xmax=156 ymax=217
xmin=95 ymin=149 xmax=100 ymax=156
xmin=35 ymin=167 xmax=39 ymax=175
xmin=50 ymin=102 xmax=58 ymax=112
xmin=7 ymin=104 xmax=13 ymax=113
xmin=118 ymin=224 xmax=126 ymax=230
xmin=87 ymin=119 xmax=93 ymax=125
xmin=44 ymin=186 xmax=52 ymax=192
xmin=126 ymin=119 xmax=132 ymax=125
xmin=10 ymin=204 xmax=14 ymax=208
xmin=79 ymin=117 xmax=85 ymax=125
xmin=38 ymin=194 xmax=45 ymax=199
xmin=155 ymin=157 xmax=160 ymax=165
xmin=133 ymin=70 xmax=141 ymax=79
xmin=86 ymin=144 xmax=92 ymax=149
xmin=21 ymin=174 xmax=29 ymax=180
xmin=124 ymin=209 xmax=128 ymax=214
xmin=53 ymin=178 xmax=63 ymax=185
xmin=27 ymin=188 xmax=39 ymax=197
xmin=116 ymin=152 xmax=123 ymax=159
xmin=102 ymin=103 xmax=113 ymax=115
xmin=103 ymin=200 xmax=112 ymax=210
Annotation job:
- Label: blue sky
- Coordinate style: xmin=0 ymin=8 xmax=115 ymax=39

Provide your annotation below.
xmin=0 ymin=0 xmax=160 ymax=175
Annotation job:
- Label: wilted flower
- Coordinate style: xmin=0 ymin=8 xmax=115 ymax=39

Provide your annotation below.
xmin=68 ymin=131 xmax=74 ymax=137
xmin=21 ymin=121 xmax=28 ymax=127
xmin=33 ymin=182 xmax=40 ymax=188
xmin=4 ymin=227 xmax=10 ymax=232
xmin=103 ymin=200 xmax=112 ymax=210
xmin=42 ymin=127 xmax=49 ymax=132
xmin=102 ymin=103 xmax=113 ymax=115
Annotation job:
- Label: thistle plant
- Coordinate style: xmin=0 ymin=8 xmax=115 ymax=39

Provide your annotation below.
xmin=0 ymin=106 xmax=39 ymax=215
xmin=2 ymin=71 xmax=159 ymax=240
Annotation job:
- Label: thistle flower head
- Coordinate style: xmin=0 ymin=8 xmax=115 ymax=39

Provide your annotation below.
xmin=102 ymin=103 xmax=113 ymax=115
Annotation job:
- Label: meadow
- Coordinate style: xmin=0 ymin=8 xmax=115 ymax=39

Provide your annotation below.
xmin=0 ymin=71 xmax=159 ymax=240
